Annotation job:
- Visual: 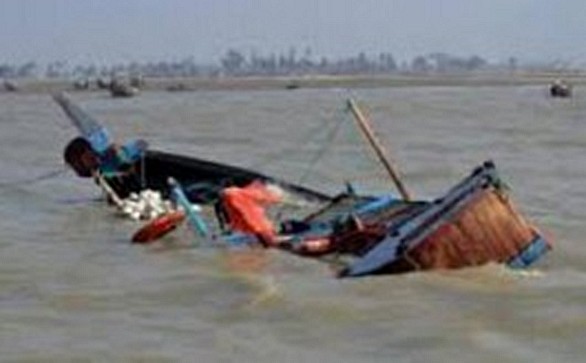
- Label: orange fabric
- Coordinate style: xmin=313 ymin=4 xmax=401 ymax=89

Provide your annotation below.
xmin=221 ymin=181 xmax=282 ymax=244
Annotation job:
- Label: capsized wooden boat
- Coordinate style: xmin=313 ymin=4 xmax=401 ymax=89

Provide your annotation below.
xmin=54 ymin=93 xmax=552 ymax=277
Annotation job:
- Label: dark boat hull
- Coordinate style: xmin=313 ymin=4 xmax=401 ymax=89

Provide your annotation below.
xmin=106 ymin=149 xmax=331 ymax=204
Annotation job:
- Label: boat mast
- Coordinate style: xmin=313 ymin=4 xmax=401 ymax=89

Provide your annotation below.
xmin=346 ymin=99 xmax=412 ymax=201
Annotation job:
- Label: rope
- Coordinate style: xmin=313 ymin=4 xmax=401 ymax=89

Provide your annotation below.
xmin=140 ymin=153 xmax=146 ymax=189
xmin=0 ymin=166 xmax=69 ymax=189
xmin=295 ymin=110 xmax=348 ymax=187
xmin=287 ymin=105 xmax=387 ymax=191
xmin=273 ymin=109 xmax=349 ymax=222
xmin=248 ymin=110 xmax=346 ymax=171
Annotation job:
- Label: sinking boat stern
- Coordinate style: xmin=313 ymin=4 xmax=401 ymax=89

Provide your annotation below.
xmin=340 ymin=161 xmax=552 ymax=277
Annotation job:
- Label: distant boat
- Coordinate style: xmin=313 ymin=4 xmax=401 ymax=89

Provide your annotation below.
xmin=96 ymin=77 xmax=111 ymax=90
xmin=166 ymin=83 xmax=192 ymax=92
xmin=109 ymin=80 xmax=139 ymax=98
xmin=73 ymin=78 xmax=90 ymax=90
xmin=550 ymin=79 xmax=572 ymax=98
xmin=285 ymin=82 xmax=300 ymax=90
xmin=3 ymin=79 xmax=19 ymax=92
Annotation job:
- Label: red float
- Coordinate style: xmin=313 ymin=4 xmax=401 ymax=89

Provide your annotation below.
xmin=131 ymin=211 xmax=186 ymax=244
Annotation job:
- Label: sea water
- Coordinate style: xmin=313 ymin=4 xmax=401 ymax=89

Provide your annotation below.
xmin=0 ymin=85 xmax=584 ymax=362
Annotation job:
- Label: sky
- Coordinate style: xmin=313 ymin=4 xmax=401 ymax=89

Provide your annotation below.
xmin=0 ymin=0 xmax=585 ymax=66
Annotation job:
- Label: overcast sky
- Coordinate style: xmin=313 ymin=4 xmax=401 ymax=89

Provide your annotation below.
xmin=1 ymin=0 xmax=584 ymax=65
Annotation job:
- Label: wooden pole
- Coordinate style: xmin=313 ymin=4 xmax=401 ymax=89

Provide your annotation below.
xmin=346 ymin=99 xmax=412 ymax=201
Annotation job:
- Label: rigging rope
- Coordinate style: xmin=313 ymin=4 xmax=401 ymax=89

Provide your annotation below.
xmin=294 ymin=109 xmax=348 ymax=187
xmin=0 ymin=166 xmax=69 ymax=189
xmin=249 ymin=107 xmax=350 ymax=182
xmin=247 ymin=113 xmax=340 ymax=171
xmin=284 ymin=104 xmax=388 ymax=191
xmin=271 ymin=108 xmax=349 ymax=222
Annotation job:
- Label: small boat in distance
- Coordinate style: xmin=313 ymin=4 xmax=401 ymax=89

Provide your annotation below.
xmin=285 ymin=82 xmax=300 ymax=90
xmin=109 ymin=79 xmax=139 ymax=98
xmin=550 ymin=79 xmax=572 ymax=98
xmin=3 ymin=79 xmax=19 ymax=92
xmin=73 ymin=78 xmax=90 ymax=90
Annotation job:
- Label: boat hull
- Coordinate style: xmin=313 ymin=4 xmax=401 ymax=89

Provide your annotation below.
xmin=103 ymin=149 xmax=331 ymax=204
xmin=339 ymin=161 xmax=551 ymax=277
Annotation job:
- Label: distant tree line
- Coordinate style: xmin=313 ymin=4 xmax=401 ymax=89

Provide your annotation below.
xmin=0 ymin=48 xmax=526 ymax=80
xmin=219 ymin=47 xmax=400 ymax=76
xmin=409 ymin=53 xmax=487 ymax=73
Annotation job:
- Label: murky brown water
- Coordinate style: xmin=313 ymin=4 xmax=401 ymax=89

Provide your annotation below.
xmin=0 ymin=85 xmax=584 ymax=362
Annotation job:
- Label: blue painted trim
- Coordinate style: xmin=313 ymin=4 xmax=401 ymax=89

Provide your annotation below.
xmin=507 ymin=235 xmax=550 ymax=269
xmin=86 ymin=127 xmax=111 ymax=154
xmin=168 ymin=178 xmax=209 ymax=239
xmin=222 ymin=232 xmax=259 ymax=246
xmin=119 ymin=139 xmax=147 ymax=164
xmin=354 ymin=195 xmax=400 ymax=217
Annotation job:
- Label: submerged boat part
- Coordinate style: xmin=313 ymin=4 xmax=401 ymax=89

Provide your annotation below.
xmin=339 ymin=161 xmax=551 ymax=277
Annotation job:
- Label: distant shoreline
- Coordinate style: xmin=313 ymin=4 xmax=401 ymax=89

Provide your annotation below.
xmin=4 ymin=72 xmax=586 ymax=94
